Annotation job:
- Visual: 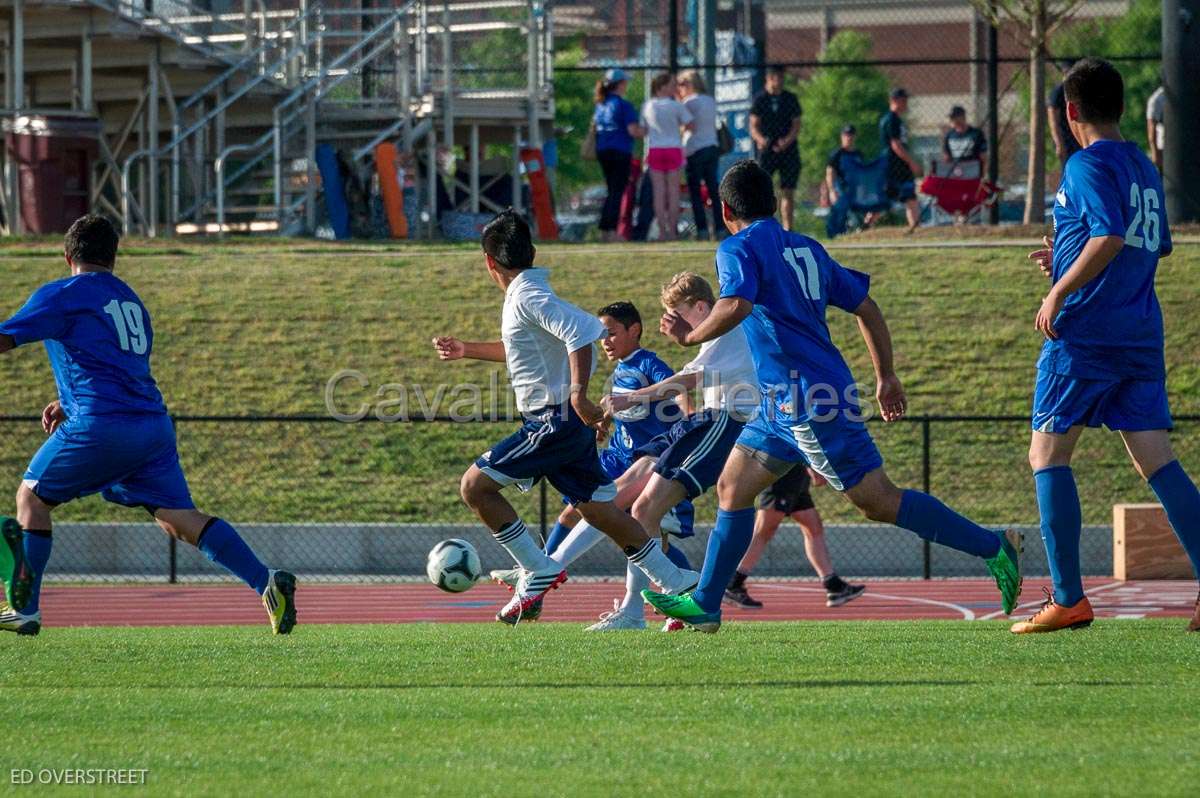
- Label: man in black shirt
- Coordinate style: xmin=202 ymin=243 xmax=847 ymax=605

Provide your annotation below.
xmin=825 ymin=124 xmax=861 ymax=206
xmin=942 ymin=105 xmax=988 ymax=175
xmin=879 ymin=87 xmax=922 ymax=231
xmin=750 ymin=66 xmax=802 ymax=230
xmin=1047 ymin=61 xmax=1081 ymax=168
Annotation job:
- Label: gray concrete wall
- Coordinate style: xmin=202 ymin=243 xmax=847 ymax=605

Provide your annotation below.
xmin=42 ymin=522 xmax=1113 ymax=582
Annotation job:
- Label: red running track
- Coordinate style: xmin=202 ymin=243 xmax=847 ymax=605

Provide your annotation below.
xmin=37 ymin=578 xmax=1197 ymax=627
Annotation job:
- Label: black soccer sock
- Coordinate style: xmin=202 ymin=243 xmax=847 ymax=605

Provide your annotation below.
xmin=729 ymin=570 xmax=748 ymax=590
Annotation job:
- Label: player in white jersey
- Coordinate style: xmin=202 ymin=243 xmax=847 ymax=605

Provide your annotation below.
xmin=433 ymin=211 xmax=698 ymax=624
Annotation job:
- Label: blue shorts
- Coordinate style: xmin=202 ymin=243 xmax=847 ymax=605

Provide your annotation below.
xmin=634 ymin=410 xmax=745 ymax=500
xmin=476 ymin=404 xmax=616 ymax=506
xmin=1032 ymin=370 xmax=1172 ymax=434
xmin=23 ymin=413 xmax=194 ymax=510
xmin=557 ymin=445 xmax=696 ymax=538
xmin=736 ymin=403 xmax=884 ymax=493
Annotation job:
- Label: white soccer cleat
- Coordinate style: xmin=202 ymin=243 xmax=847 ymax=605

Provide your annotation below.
xmin=496 ymin=565 xmax=567 ymax=625
xmin=489 ymin=567 xmax=523 ymax=591
xmin=585 ymin=600 xmax=647 ymax=631
xmin=0 ymin=602 xmax=40 ymax=636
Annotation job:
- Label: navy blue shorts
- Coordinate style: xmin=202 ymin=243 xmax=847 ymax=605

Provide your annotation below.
xmin=634 ymin=410 xmax=745 ymax=500
xmin=23 ymin=413 xmax=194 ymax=510
xmin=1032 ymin=370 xmax=1172 ymax=434
xmin=476 ymin=405 xmax=617 ymax=506
xmin=886 ymin=178 xmax=916 ymax=203
xmin=567 ymin=445 xmax=694 ymax=538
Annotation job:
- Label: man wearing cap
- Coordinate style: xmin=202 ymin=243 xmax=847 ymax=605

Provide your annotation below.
xmin=825 ymin=125 xmax=862 ymax=207
xmin=942 ymin=105 xmax=988 ymax=175
xmin=879 ymin=87 xmax=922 ymax=232
xmin=750 ymin=66 xmax=803 ymax=230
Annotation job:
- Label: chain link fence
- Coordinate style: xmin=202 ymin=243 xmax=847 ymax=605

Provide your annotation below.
xmin=1 ymin=414 xmax=1194 ymax=584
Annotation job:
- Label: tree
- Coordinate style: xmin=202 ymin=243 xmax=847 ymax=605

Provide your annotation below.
xmin=971 ymin=0 xmax=1086 ymax=224
xmin=790 ymin=31 xmax=891 ymax=197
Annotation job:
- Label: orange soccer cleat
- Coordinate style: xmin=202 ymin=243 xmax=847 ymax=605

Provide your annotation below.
xmin=1010 ymin=588 xmax=1094 ymax=634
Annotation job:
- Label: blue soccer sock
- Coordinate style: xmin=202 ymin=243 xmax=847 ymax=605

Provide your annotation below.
xmin=1034 ymin=466 xmax=1084 ymax=606
xmin=665 ymin=542 xmax=692 ymax=571
xmin=692 ymin=507 xmax=756 ymax=613
xmin=1148 ymin=460 xmax=1200 ymax=579
xmin=197 ymin=518 xmax=270 ymax=595
xmin=21 ymin=529 xmax=52 ymax=614
xmin=896 ymin=490 xmax=1002 ymax=560
xmin=543 ymin=521 xmax=571 ymax=556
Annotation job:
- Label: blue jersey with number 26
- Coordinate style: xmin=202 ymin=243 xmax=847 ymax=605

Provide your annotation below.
xmin=0 ymin=271 xmax=167 ymax=419
xmin=716 ymin=217 xmax=870 ymax=422
xmin=1044 ymin=140 xmax=1172 ymax=380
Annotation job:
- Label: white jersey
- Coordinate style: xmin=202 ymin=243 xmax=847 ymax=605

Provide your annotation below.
xmin=678 ymin=324 xmax=760 ymax=419
xmin=501 ymin=268 xmax=604 ymax=413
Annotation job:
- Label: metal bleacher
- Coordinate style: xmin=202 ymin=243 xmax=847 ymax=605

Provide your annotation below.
xmin=0 ymin=0 xmax=555 ymax=237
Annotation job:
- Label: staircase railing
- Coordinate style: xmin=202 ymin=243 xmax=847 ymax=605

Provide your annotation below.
xmin=120 ymin=6 xmax=318 ymax=234
xmin=209 ymin=5 xmax=416 ymax=233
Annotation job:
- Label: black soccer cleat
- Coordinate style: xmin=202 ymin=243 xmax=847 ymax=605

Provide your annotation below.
xmin=826 ymin=583 xmax=866 ymax=608
xmin=722 ymin=584 xmax=763 ymax=609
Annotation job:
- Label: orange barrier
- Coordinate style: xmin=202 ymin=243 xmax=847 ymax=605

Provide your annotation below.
xmin=520 ymin=147 xmax=558 ymax=240
xmin=375 ymin=142 xmax=408 ymax=239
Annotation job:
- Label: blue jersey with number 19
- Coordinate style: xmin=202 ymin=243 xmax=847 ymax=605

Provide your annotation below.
xmin=0 ymin=271 xmax=167 ymax=419
xmin=716 ymin=217 xmax=871 ymax=423
xmin=1044 ymin=140 xmax=1172 ymax=381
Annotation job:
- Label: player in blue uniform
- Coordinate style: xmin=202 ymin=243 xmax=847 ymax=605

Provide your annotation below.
xmin=644 ymin=160 xmax=1022 ymax=632
xmin=1013 ymin=59 xmax=1200 ymax=634
xmin=0 ymin=215 xmax=296 ymax=636
xmin=490 ymin=301 xmax=696 ymax=630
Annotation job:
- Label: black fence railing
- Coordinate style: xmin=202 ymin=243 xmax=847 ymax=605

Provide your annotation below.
xmin=0 ymin=414 xmax=1195 ymax=583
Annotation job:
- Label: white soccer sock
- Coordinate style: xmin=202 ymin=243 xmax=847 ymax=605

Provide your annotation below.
xmin=619 ymin=561 xmax=649 ymax=619
xmin=493 ymin=519 xmax=553 ymax=571
xmin=628 ymin=540 xmax=695 ymax=593
xmin=549 ymin=520 xmax=605 ymax=567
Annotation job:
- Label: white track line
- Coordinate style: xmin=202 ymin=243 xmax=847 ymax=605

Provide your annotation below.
xmin=755 ymin=583 xmax=976 ymax=621
xmin=975 ymin=580 xmax=1125 ymax=621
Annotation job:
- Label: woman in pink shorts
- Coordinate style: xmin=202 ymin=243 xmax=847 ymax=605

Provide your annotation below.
xmin=640 ymin=73 xmax=694 ymax=240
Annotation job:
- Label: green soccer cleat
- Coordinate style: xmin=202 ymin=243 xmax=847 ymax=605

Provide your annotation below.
xmin=641 ymin=590 xmax=721 ymax=634
xmin=262 ymin=570 xmax=297 ymax=635
xmin=985 ymin=529 xmax=1023 ymax=615
xmin=0 ymin=517 xmax=33 ymax=613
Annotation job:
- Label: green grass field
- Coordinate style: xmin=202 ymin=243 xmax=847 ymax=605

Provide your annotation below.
xmin=3 ymin=621 xmax=1197 ymax=795
xmin=0 ymin=238 xmax=1196 ymax=524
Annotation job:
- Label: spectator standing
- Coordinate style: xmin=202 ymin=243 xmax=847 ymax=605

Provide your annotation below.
xmin=879 ymin=87 xmax=922 ymax=232
xmin=1047 ymin=63 xmax=1081 ymax=168
xmin=593 ymin=68 xmax=643 ymax=242
xmin=1146 ymin=84 xmax=1165 ymax=172
xmin=640 ymin=72 xmax=693 ymax=241
xmin=750 ymin=66 xmax=802 ymax=230
xmin=942 ymin=105 xmax=988 ymax=176
xmin=677 ymin=70 xmax=723 ymax=241
xmin=825 ymin=124 xmax=861 ymax=207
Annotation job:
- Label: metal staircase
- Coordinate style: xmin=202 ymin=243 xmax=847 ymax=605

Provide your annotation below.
xmin=1 ymin=0 xmax=554 ymax=238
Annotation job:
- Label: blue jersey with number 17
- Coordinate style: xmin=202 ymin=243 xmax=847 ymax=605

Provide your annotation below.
xmin=1043 ymin=140 xmax=1172 ymax=381
xmin=0 ymin=271 xmax=167 ymax=419
xmin=716 ymin=218 xmax=871 ymax=422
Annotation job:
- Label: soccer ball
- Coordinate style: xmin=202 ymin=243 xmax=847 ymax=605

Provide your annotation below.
xmin=426 ymin=539 xmax=482 ymax=593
